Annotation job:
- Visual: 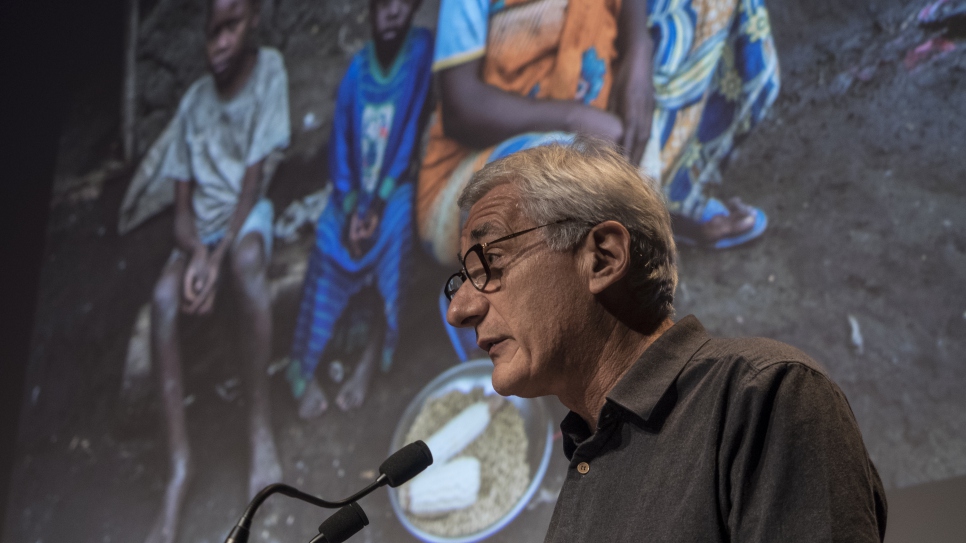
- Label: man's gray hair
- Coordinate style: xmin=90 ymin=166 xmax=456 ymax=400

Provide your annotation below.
xmin=457 ymin=137 xmax=678 ymax=330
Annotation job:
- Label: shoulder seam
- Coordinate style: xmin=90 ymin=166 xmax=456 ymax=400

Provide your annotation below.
xmin=738 ymin=358 xmax=834 ymax=391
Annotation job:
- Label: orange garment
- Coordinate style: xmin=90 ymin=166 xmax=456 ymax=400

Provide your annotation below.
xmin=417 ymin=0 xmax=621 ymax=243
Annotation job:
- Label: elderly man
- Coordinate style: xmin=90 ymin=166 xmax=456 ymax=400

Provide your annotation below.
xmin=444 ymin=138 xmax=887 ymax=542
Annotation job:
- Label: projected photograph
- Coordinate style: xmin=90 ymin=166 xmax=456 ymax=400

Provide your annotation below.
xmin=5 ymin=0 xmax=965 ymax=542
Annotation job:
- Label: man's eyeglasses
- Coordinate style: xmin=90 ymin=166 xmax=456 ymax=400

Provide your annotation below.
xmin=444 ymin=219 xmax=574 ymax=301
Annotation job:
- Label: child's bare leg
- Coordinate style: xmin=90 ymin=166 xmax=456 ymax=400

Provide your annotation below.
xmin=145 ymin=255 xmax=193 ymax=543
xmin=336 ymin=338 xmax=379 ymax=411
xmin=230 ymin=233 xmax=282 ymax=497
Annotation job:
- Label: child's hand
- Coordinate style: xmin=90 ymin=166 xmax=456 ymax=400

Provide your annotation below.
xmin=182 ymin=247 xmax=208 ymax=306
xmin=358 ymin=210 xmax=379 ymax=239
xmin=182 ymin=247 xmax=220 ymax=314
xmin=348 ymin=210 xmax=380 ymax=258
xmin=189 ymin=267 xmax=219 ymax=314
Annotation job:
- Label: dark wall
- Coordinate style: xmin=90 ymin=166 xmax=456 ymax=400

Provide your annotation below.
xmin=887 ymin=474 xmax=966 ymax=543
xmin=0 ymin=0 xmax=124 ymax=534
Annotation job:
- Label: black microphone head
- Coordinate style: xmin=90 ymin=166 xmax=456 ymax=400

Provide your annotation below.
xmin=379 ymin=440 xmax=434 ymax=488
xmin=224 ymin=524 xmax=250 ymax=543
xmin=316 ymin=502 xmax=369 ymax=543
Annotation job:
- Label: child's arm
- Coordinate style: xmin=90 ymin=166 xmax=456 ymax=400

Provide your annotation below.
xmin=174 ymin=179 xmax=203 ymax=255
xmin=209 ymin=160 xmax=262 ymax=265
xmin=188 ymin=159 xmax=263 ymax=312
xmin=328 ymin=59 xmax=361 ymax=255
xmin=173 ymin=179 xmax=214 ymax=313
xmin=328 ymin=62 xmax=358 ymax=220
xmin=196 ymin=49 xmax=289 ymax=299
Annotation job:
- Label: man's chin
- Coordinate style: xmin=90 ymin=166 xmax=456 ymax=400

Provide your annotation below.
xmin=490 ymin=366 xmax=533 ymax=398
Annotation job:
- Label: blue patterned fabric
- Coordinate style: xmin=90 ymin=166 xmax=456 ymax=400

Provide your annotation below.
xmin=432 ymin=0 xmax=490 ymax=71
xmin=288 ymin=29 xmax=432 ymax=391
xmin=329 ymin=28 xmax=433 ymax=217
xmin=648 ymin=0 xmax=780 ymax=219
xmin=290 ymin=184 xmax=414 ymax=384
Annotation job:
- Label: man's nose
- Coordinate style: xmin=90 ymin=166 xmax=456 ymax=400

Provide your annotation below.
xmin=387 ymin=0 xmax=403 ymax=16
xmin=446 ymin=283 xmax=487 ymax=329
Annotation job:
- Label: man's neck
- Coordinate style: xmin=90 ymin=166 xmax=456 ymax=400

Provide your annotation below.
xmin=561 ymin=317 xmax=674 ymax=431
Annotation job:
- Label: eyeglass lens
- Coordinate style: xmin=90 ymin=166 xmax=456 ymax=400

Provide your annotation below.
xmin=445 ymin=273 xmax=464 ymax=298
xmin=445 ymin=248 xmax=489 ymax=300
xmin=463 ymin=248 xmax=488 ymax=289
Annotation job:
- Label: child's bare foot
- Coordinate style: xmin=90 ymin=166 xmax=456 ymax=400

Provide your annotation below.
xmin=144 ymin=451 xmax=192 ymax=543
xmin=336 ymin=343 xmax=377 ymax=411
xmin=298 ymin=378 xmax=328 ymax=420
xmin=249 ymin=429 xmax=283 ymax=498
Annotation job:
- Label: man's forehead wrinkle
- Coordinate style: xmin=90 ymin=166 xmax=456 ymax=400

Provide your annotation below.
xmin=464 ymin=183 xmax=523 ymax=244
xmin=470 ymin=222 xmax=495 ymax=242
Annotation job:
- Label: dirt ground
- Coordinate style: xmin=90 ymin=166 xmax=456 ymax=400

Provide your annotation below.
xmin=4 ymin=1 xmax=966 ymax=543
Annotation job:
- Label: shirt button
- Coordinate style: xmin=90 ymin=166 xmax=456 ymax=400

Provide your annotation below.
xmin=577 ymin=462 xmax=590 ymax=474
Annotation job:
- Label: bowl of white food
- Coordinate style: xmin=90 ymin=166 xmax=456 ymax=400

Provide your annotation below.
xmin=388 ymin=359 xmax=555 ymax=543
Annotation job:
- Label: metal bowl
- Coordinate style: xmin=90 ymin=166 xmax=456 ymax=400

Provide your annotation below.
xmin=388 ymin=359 xmax=555 ymax=543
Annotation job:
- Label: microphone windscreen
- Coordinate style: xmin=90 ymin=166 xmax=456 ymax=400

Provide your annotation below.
xmin=379 ymin=440 xmax=434 ymax=488
xmin=316 ymin=502 xmax=369 ymax=543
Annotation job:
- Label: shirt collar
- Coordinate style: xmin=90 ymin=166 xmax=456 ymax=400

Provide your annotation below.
xmin=606 ymin=314 xmax=710 ymax=426
xmin=560 ymin=315 xmax=711 ymax=458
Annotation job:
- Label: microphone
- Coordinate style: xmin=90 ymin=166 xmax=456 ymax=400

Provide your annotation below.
xmin=379 ymin=440 xmax=434 ymax=487
xmin=307 ymin=502 xmax=369 ymax=543
xmin=224 ymin=441 xmax=433 ymax=543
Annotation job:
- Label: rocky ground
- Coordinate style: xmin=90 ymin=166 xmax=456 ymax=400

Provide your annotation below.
xmin=5 ymin=1 xmax=966 ymax=542
xmin=682 ymin=0 xmax=966 ymax=489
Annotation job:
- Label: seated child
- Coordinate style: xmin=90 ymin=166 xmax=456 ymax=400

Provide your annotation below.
xmin=286 ymin=0 xmax=431 ymax=417
xmin=141 ymin=1 xmax=290 ymax=542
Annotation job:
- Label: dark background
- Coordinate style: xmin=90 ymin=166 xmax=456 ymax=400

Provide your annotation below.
xmin=2 ymin=1 xmax=965 ymax=541
xmin=0 ymin=0 xmax=117 ymax=532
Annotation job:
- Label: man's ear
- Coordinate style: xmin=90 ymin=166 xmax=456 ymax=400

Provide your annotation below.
xmin=582 ymin=221 xmax=632 ymax=295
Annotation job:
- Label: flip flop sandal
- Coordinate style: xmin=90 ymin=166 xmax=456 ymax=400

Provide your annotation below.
xmin=674 ymin=197 xmax=768 ymax=250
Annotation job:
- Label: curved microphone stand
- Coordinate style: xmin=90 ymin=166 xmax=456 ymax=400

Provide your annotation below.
xmin=224 ymin=440 xmax=433 ymax=543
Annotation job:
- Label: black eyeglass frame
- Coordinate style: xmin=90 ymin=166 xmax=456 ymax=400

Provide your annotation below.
xmin=444 ymin=219 xmax=576 ymax=301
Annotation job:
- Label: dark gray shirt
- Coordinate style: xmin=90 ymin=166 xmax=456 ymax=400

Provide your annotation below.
xmin=545 ymin=316 xmax=887 ymax=542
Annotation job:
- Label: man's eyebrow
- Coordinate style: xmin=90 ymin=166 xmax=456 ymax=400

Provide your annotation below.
xmin=470 ymin=222 xmax=495 ymax=242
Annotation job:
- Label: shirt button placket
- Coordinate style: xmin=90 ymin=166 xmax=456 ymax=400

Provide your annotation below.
xmin=576 ymin=461 xmax=590 ymax=474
